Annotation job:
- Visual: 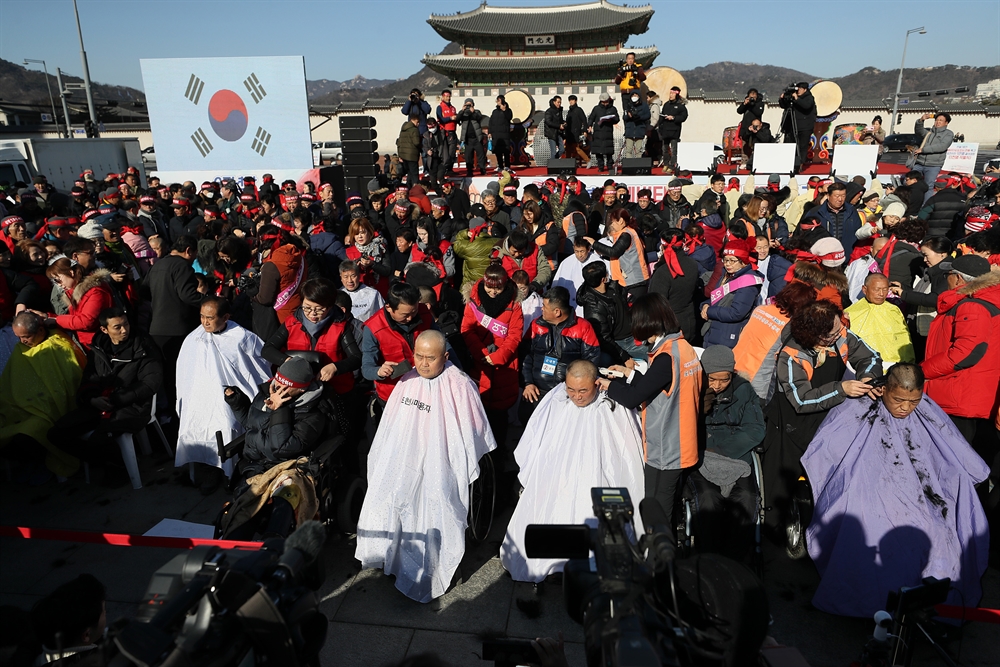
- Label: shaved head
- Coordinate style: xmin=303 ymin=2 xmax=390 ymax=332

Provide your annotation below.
xmin=414 ymin=330 xmax=448 ymax=379
xmin=565 ymin=360 xmax=599 ymax=407
xmin=566 ymin=359 xmax=598 ymax=382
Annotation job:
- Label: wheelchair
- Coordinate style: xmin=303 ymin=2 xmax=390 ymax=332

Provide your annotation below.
xmin=676 ymin=447 xmax=768 ymax=578
xmin=468 ymin=451 xmax=496 ymax=543
xmin=213 ymin=394 xmax=368 ymax=540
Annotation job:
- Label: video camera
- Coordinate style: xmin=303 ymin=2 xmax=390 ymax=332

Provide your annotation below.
xmin=518 ymin=488 xmax=768 ymax=667
xmin=71 ymin=521 xmax=328 ymax=667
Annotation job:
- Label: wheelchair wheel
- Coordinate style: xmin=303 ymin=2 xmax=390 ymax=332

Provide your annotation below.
xmin=468 ymin=452 xmax=495 ymax=542
xmin=336 ymin=475 xmax=367 ymax=534
xmin=785 ymin=475 xmax=813 ymax=560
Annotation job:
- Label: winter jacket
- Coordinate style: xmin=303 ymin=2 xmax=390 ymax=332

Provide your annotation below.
xmin=422 ymin=128 xmax=448 ymax=163
xmin=812 ymin=201 xmax=863 ymax=254
xmin=623 ymin=97 xmax=651 ymax=139
xmin=917 ymin=188 xmax=967 ymax=239
xmin=543 ymin=104 xmax=564 ymax=140
xmin=757 ymin=214 xmax=790 ymax=244
xmin=498 ymin=237 xmax=552 ymax=287
xmin=309 ymin=229 xmax=347 ymax=263
xmin=565 ymin=105 xmax=588 ymax=140
xmin=647 ymin=252 xmax=702 ymax=342
xmin=522 ymin=312 xmax=600 ymax=393
xmin=657 ymin=98 xmax=688 ymax=140
xmin=460 ymin=280 xmax=524 ymax=411
xmin=780 ymin=90 xmax=817 ymax=133
xmin=401 ymin=98 xmax=432 ymax=135
xmin=922 ymin=272 xmax=1000 ymax=419
xmin=661 ymin=196 xmax=692 ymax=230
xmin=875 ymin=240 xmax=923 ymax=295
xmin=704 ymin=375 xmax=765 ymax=464
xmin=576 ymin=282 xmax=632 ymax=364
xmin=701 ymin=266 xmax=763 ymax=349
xmin=225 ymin=381 xmax=327 ymax=477
xmin=80 ymin=331 xmax=163 ymax=431
xmin=53 ymin=269 xmax=115 ymax=350
xmin=588 ymin=103 xmax=620 ymax=155
xmin=396 ymin=121 xmax=422 ymax=162
xmin=453 ymin=228 xmax=497 ymax=289
xmin=906 ymin=180 xmax=929 ymax=218
xmin=0 ymin=267 xmax=39 ymax=321
xmin=913 ymin=119 xmax=955 ymax=168
xmin=456 ymin=107 xmax=485 ymax=143
xmin=689 ymin=242 xmax=717 ymax=282
xmin=736 ymin=98 xmax=766 ymax=134
xmin=489 ymin=106 xmax=513 ymax=140
xmin=256 ymin=244 xmax=305 ymax=324
xmin=261 ymin=308 xmax=362 ymax=395
xmin=696 ymin=213 xmax=726 ymax=252
xmin=777 ymin=329 xmax=882 ymax=414
xmin=144 ymin=254 xmax=202 ymax=337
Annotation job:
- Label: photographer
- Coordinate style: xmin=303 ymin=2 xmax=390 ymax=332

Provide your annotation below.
xmin=736 ymin=88 xmax=765 ymax=145
xmin=622 ymin=89 xmax=651 ymax=160
xmin=401 ymin=88 xmax=431 ymax=135
xmin=614 ymin=51 xmax=646 ymax=108
xmin=456 ymin=98 xmax=487 ymax=177
xmin=778 ymin=82 xmax=816 ymax=173
xmin=542 ymin=96 xmax=565 ymax=164
xmin=489 ymin=95 xmax=513 ymax=173
xmin=743 ymin=119 xmax=774 ymax=171
xmin=658 ymin=86 xmax=688 ymax=171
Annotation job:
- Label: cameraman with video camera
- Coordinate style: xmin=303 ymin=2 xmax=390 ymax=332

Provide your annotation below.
xmin=778 ymin=82 xmax=816 ymax=174
xmin=614 ymin=51 xmax=646 ymax=109
xmin=401 ymin=88 xmax=431 ymax=135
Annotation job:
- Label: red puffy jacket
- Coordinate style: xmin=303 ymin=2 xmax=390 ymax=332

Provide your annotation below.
xmin=461 ymin=281 xmax=524 ymax=411
xmin=922 ymin=271 xmax=1000 ymax=419
xmin=53 ymin=269 xmax=115 ymax=350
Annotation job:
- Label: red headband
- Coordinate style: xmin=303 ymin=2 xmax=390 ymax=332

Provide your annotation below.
xmin=273 ymin=370 xmax=309 ymax=389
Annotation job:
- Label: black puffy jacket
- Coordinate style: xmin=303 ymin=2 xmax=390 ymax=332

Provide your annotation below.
xmin=918 ymin=188 xmax=967 ymax=239
xmin=225 ymin=381 xmax=327 ymax=478
xmin=660 ymin=196 xmax=693 ymax=230
xmin=576 ymin=282 xmax=632 ymax=364
xmin=81 ymin=332 xmax=163 ymax=432
xmin=588 ymin=103 xmax=620 ymax=155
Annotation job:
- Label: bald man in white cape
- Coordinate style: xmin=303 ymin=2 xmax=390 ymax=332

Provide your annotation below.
xmin=356 ymin=330 xmax=497 ymax=603
xmin=501 ymin=360 xmax=645 ymax=582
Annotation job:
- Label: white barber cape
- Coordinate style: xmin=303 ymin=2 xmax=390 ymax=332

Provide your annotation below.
xmin=500 ymin=385 xmax=645 ymax=582
xmin=175 ymin=321 xmax=271 ymax=475
xmin=356 ymin=362 xmax=497 ymax=603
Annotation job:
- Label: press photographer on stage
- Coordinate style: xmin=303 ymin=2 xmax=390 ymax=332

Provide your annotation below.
xmin=778 ymin=82 xmax=816 ymax=173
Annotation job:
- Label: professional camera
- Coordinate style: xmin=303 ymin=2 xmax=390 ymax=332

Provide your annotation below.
xmin=235 ymin=265 xmax=260 ymax=295
xmin=522 ymin=488 xmax=768 ymax=667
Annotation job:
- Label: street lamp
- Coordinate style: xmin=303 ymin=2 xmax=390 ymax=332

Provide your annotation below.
xmin=23 ymin=59 xmax=62 ymax=138
xmin=889 ymin=27 xmax=927 ymax=137
xmin=72 ymin=0 xmax=99 ymax=129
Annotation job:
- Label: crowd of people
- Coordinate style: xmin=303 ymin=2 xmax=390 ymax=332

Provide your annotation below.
xmin=1 ymin=116 xmax=999 ymax=657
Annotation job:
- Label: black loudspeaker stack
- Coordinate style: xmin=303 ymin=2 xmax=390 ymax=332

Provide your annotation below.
xmin=338 ymin=115 xmax=379 ymax=197
xmin=620 ymin=158 xmax=652 ymax=175
xmin=547 ymin=158 xmax=578 ymax=175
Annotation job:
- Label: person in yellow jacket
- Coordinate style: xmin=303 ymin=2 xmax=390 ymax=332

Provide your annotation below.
xmin=845 ymin=273 xmax=914 ymax=365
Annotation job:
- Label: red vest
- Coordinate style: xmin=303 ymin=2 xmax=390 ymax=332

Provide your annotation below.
xmin=501 ymin=245 xmax=539 ymax=281
xmin=365 ymin=306 xmax=434 ymax=401
xmin=284 ymin=314 xmax=354 ymax=394
xmin=438 ymin=101 xmax=457 ymax=132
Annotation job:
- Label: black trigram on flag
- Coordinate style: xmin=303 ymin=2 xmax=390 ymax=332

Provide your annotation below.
xmin=251 ymin=126 xmax=271 ymax=156
xmin=185 ymin=74 xmax=204 ymax=105
xmin=243 ymin=73 xmax=267 ymax=104
xmin=191 ymin=127 xmax=214 ymax=157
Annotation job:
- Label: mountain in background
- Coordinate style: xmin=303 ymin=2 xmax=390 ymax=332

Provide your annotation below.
xmin=3 ymin=51 xmax=999 ymax=110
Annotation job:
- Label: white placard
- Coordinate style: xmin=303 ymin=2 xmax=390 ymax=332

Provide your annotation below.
xmin=831 ymin=144 xmax=879 ymax=181
xmin=941 ymin=143 xmax=979 ymax=175
xmin=140 ymin=56 xmax=312 ymax=173
xmin=751 ymin=143 xmax=796 ymax=175
xmin=676 ymin=142 xmax=717 ymax=172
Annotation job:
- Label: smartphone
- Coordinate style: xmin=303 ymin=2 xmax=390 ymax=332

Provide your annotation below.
xmin=388 ymin=360 xmax=413 ymax=379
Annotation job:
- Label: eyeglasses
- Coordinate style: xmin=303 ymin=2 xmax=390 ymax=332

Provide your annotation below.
xmin=722 ymin=257 xmax=743 ymax=265
xmin=302 ymin=306 xmax=329 ymax=315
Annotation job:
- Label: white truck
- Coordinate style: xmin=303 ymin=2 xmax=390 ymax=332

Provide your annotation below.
xmin=0 ymin=138 xmax=146 ymax=192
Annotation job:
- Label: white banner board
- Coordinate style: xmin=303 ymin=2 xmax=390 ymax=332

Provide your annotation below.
xmin=941 ymin=143 xmax=979 ymax=175
xmin=751 ymin=143 xmax=796 ymax=175
xmin=676 ymin=143 xmax=717 ymax=172
xmin=830 ymin=144 xmax=879 ymax=181
xmin=140 ymin=56 xmax=312 ymax=173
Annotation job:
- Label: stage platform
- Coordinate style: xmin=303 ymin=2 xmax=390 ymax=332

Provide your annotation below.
xmin=489 ymin=161 xmax=908 ymax=179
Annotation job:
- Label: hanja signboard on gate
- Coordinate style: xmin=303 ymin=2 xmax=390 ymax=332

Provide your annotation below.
xmin=140 ymin=56 xmax=312 ymax=172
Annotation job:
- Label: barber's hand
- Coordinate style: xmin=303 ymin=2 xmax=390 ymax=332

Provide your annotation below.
xmin=842 ymin=380 xmax=874 ymax=398
xmin=624 ymin=358 xmax=636 ymax=370
xmin=377 ymin=360 xmax=398 ymax=379
xmin=523 ymin=384 xmax=541 ymax=403
xmin=529 ymin=633 xmax=568 ymax=667
xmin=609 ymin=364 xmax=632 ymax=379
xmin=14 ymin=303 xmax=26 ymax=315
xmin=865 ymin=382 xmax=884 ymax=401
xmin=596 ymin=377 xmax=611 ymax=392
xmin=318 ymin=363 xmax=337 ymax=382
xmin=90 ymin=397 xmax=114 ymax=411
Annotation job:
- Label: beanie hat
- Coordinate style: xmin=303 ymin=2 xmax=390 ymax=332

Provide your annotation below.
xmin=404 ymin=261 xmax=442 ymax=288
xmin=346 ymin=192 xmax=363 ymax=207
xmin=81 ymin=209 xmax=100 ymax=223
xmin=273 ymin=356 xmax=314 ymax=389
xmin=599 ymin=92 xmax=611 ymax=101
xmin=77 ymin=220 xmax=104 ymax=240
xmin=700 ymin=345 xmax=736 ymax=375
xmin=863 ymin=190 xmax=880 ymax=202
xmin=965 ymin=206 xmax=998 ymax=233
xmin=882 ymin=202 xmax=906 ymax=219
xmin=951 ymin=254 xmax=990 ymax=279
xmin=367 ymin=178 xmax=380 ymax=193
xmin=468 ymin=216 xmax=486 ymax=231
xmin=721 ymin=237 xmax=754 ymax=264
xmin=502 ymin=184 xmax=517 ymax=196
xmin=809 ymin=237 xmax=846 ymax=267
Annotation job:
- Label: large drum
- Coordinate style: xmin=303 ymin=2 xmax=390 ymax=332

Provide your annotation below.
xmin=504 ymin=89 xmax=535 ymax=126
xmin=643 ymin=67 xmax=687 ymax=99
xmin=810 ymin=80 xmax=843 ymax=119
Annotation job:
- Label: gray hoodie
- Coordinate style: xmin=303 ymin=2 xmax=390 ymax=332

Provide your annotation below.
xmin=914 ymin=119 xmax=955 ymax=168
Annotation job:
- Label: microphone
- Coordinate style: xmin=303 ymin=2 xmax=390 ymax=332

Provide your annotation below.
xmin=638 ymin=498 xmax=675 ymax=571
xmin=273 ymin=520 xmax=326 ymax=585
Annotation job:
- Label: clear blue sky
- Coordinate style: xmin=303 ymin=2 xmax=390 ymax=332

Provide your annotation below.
xmin=2 ymin=0 xmax=998 ymax=92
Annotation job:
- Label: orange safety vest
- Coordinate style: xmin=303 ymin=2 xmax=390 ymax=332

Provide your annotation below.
xmin=640 ymin=333 xmax=702 ymax=470
xmin=609 ymin=226 xmax=650 ymax=287
xmin=733 ymin=303 xmax=790 ymax=397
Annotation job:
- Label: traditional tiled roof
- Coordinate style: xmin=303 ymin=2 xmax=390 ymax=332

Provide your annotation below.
xmin=428 ymin=1 xmax=653 ymax=39
xmin=701 ymin=91 xmax=738 ymax=102
xmin=898 ymin=101 xmax=937 ymax=111
xmin=423 ymin=46 xmax=659 ymax=76
xmin=839 ymin=99 xmax=889 ymax=110
xmin=935 ymin=103 xmax=987 ymax=113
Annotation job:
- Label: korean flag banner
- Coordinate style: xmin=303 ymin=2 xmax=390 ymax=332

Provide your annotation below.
xmin=141 ymin=56 xmax=312 ymax=172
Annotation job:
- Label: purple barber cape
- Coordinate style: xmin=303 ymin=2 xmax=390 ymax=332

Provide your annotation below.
xmin=802 ymin=395 xmax=989 ymax=618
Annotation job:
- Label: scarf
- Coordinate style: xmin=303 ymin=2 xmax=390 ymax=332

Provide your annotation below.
xmin=476 ymin=281 xmax=516 ymax=318
xmin=301 ymin=311 xmax=334 ymax=337
xmin=660 ymin=238 xmax=685 ymax=278
xmin=355 ymin=236 xmax=386 ymax=262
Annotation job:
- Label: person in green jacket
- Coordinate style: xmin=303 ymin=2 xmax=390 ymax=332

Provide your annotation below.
xmin=396 ymin=113 xmax=422 ymax=186
xmin=452 ymin=217 xmax=497 ymax=289
xmin=688 ymin=345 xmax=764 ymax=562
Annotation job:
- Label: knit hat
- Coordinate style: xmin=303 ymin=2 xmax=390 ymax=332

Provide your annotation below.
xmin=863 ymin=191 xmax=880 ymax=202
xmin=273 ymin=356 xmax=314 ymax=389
xmin=965 ymin=206 xmax=998 ymax=233
xmin=599 ymin=92 xmax=611 ymax=101
xmin=77 ymin=220 xmax=104 ymax=240
xmin=882 ymin=202 xmax=906 ymax=218
xmin=468 ymin=216 xmax=486 ymax=231
xmin=809 ymin=237 xmax=846 ymax=267
xmin=367 ymin=178 xmax=380 ymax=194
xmin=502 ymin=184 xmax=518 ymax=196
xmin=721 ymin=237 xmax=754 ymax=265
xmin=346 ymin=191 xmax=363 ymax=207
xmin=951 ymin=254 xmax=990 ymax=279
xmin=700 ymin=345 xmax=736 ymax=375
